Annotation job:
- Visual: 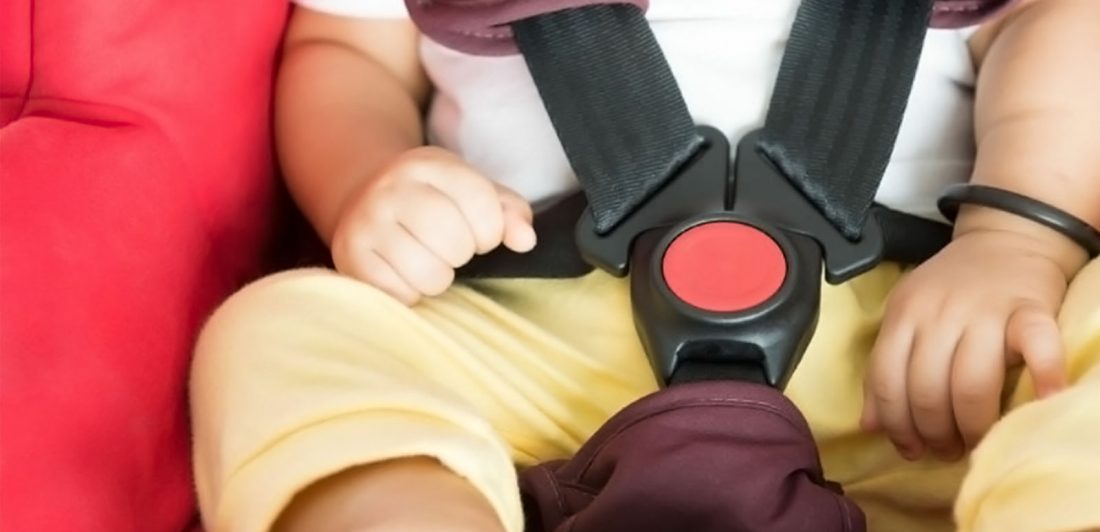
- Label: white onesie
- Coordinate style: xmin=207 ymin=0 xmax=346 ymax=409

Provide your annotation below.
xmin=295 ymin=0 xmax=981 ymax=222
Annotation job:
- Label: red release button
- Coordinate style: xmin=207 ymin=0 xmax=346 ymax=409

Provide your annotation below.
xmin=661 ymin=222 xmax=787 ymax=312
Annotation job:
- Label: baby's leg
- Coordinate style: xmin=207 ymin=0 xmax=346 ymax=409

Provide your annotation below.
xmin=955 ymin=258 xmax=1100 ymax=532
xmin=189 ymin=269 xmax=657 ymax=532
xmin=272 ymin=457 xmax=503 ymax=531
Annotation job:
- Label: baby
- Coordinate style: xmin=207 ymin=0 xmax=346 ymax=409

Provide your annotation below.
xmin=190 ymin=1 xmax=1100 ymax=531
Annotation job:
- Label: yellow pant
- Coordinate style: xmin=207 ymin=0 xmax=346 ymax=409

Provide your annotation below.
xmin=190 ymin=260 xmax=1100 ymax=532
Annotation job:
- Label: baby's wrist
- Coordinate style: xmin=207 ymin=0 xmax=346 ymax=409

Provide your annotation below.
xmin=953 ymin=204 xmax=1089 ymax=281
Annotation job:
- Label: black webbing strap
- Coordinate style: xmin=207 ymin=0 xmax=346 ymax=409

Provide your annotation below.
xmin=459 ymin=0 xmax=945 ymax=279
xmin=873 ymin=205 xmax=953 ymax=264
xmin=759 ymin=0 xmax=935 ymax=240
xmin=512 ymin=5 xmax=703 ymax=235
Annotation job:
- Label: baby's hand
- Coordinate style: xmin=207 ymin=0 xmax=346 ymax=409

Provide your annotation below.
xmin=331 ymin=146 xmax=536 ymax=305
xmin=861 ymin=229 xmax=1070 ymax=461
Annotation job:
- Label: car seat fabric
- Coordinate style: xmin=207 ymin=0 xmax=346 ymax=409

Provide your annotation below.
xmin=0 ymin=0 xmax=288 ymax=529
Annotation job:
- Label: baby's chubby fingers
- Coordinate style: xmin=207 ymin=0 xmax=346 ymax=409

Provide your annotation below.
xmin=331 ymin=146 xmax=540 ymax=306
xmin=863 ymin=310 xmax=924 ymax=460
xmin=908 ymin=323 xmax=966 ymax=460
xmin=372 ymin=223 xmax=456 ymax=298
xmin=1005 ymin=304 xmax=1067 ymax=399
xmin=342 ymin=248 xmax=423 ymax=306
xmin=404 ymin=149 xmax=508 ymax=255
xmin=950 ymin=320 xmax=1006 ymax=450
xmin=496 ymin=184 xmax=536 ymax=253
xmin=407 ymin=153 xmax=536 ymax=256
xmin=396 ymin=183 xmax=478 ymax=268
xmin=861 ymin=227 xmax=1074 ymax=463
xmin=331 ymin=214 xmax=427 ymax=304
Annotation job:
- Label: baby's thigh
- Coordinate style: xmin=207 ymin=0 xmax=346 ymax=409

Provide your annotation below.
xmin=191 ymin=267 xmax=657 ymax=465
xmin=189 ymin=268 xmax=656 ymax=531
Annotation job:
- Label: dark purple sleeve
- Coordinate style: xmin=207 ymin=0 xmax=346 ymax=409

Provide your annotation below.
xmin=931 ymin=0 xmax=1017 ymax=28
xmin=405 ymin=0 xmax=647 ymax=56
xmin=406 ymin=0 xmax=1014 ymax=56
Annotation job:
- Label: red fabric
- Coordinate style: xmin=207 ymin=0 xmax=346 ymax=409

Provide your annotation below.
xmin=0 ymin=1 xmax=288 ymax=530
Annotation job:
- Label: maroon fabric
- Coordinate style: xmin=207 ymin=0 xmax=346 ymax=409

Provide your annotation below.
xmin=518 ymin=381 xmax=864 ymax=532
xmin=932 ymin=0 xmax=1018 ymax=27
xmin=405 ymin=0 xmax=645 ymax=55
xmin=406 ymin=0 xmax=1015 ymax=56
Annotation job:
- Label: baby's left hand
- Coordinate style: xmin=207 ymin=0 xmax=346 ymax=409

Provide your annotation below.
xmin=861 ymin=229 xmax=1070 ymax=461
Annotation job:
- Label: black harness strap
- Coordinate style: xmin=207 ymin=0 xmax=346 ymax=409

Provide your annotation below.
xmin=760 ymin=0 xmax=935 ymax=240
xmin=459 ymin=0 xmax=947 ymax=279
xmin=513 ymin=5 xmax=704 ymax=236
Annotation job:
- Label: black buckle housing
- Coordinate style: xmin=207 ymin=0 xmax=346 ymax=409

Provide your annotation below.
xmin=574 ymin=126 xmax=885 ymax=388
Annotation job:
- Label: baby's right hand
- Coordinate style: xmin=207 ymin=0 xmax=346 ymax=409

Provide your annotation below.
xmin=331 ymin=146 xmax=536 ymax=305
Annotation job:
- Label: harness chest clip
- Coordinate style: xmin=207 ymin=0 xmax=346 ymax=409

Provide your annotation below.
xmin=576 ymin=126 xmax=884 ymax=389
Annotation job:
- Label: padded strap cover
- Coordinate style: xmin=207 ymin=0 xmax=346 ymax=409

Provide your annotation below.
xmin=406 ymin=0 xmax=1015 ymax=56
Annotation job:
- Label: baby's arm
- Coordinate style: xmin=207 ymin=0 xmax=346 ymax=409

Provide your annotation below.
xmin=962 ymin=0 xmax=1100 ymax=273
xmin=269 ymin=8 xmax=525 ymax=532
xmin=277 ymin=9 xmax=429 ymax=242
xmin=277 ymin=9 xmax=535 ymax=305
xmin=863 ymin=0 xmax=1100 ymax=461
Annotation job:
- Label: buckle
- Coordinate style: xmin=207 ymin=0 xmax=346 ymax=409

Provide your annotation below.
xmin=574 ymin=126 xmax=884 ymax=388
xmin=630 ymin=214 xmax=820 ymax=389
